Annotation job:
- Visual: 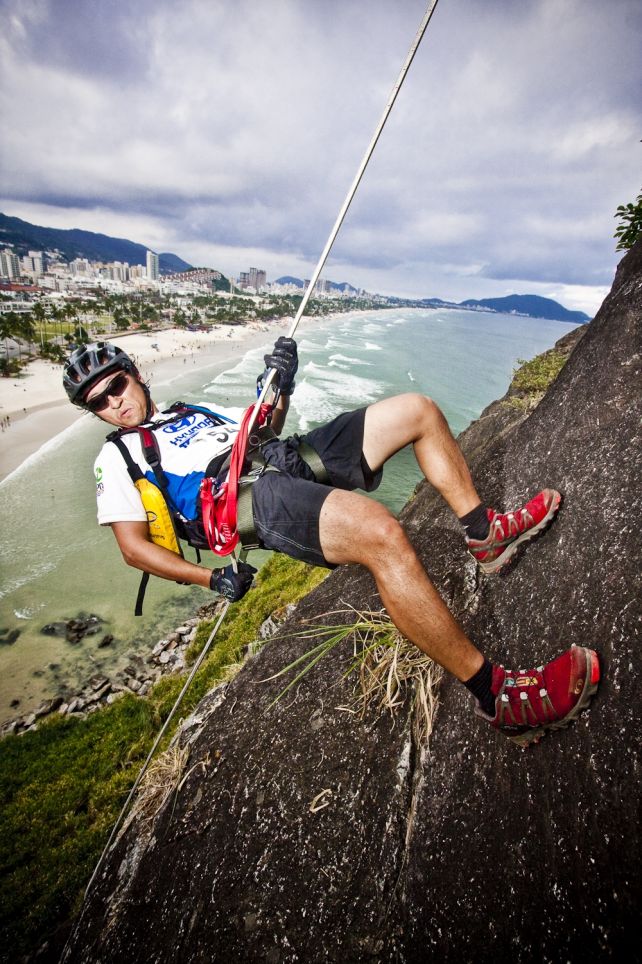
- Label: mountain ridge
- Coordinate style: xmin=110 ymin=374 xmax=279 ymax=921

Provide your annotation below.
xmin=1 ymin=213 xmax=590 ymax=321
xmin=459 ymin=293 xmax=589 ymax=323
xmin=0 ymin=212 xmax=192 ymax=275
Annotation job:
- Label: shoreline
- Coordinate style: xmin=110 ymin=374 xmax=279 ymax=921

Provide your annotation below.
xmin=0 ymin=322 xmax=283 ymax=482
xmin=0 ymin=307 xmax=376 ymax=727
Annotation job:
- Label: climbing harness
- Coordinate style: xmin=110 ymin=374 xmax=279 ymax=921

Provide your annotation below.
xmin=199 ymin=400 xmax=274 ymax=556
xmin=110 ymin=402 xmax=327 ymax=611
xmin=80 ymin=0 xmax=440 ymax=910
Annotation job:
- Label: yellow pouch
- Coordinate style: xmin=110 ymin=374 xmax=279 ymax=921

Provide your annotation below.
xmin=134 ymin=478 xmax=182 ymax=555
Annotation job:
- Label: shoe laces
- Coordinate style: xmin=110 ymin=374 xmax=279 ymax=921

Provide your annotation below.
xmin=491 ymin=507 xmax=533 ymax=538
xmin=496 ymin=666 xmax=555 ymax=726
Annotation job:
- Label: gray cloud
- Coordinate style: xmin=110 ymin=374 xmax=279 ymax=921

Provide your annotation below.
xmin=0 ymin=0 xmax=640 ymax=312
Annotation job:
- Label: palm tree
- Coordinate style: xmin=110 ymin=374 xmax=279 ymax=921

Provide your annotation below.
xmin=32 ymin=302 xmax=47 ymax=349
xmin=102 ymin=294 xmax=115 ymax=335
xmin=49 ymin=305 xmax=64 ymax=348
xmin=19 ymin=313 xmax=36 ymax=355
xmin=1 ymin=311 xmax=23 ymax=359
xmin=61 ymin=302 xmax=78 ymax=346
xmin=74 ymin=322 xmax=89 ymax=344
xmin=113 ymin=305 xmax=129 ymax=331
xmin=0 ymin=311 xmax=18 ymax=356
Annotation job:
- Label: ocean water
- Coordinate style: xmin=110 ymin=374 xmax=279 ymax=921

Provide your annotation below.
xmin=0 ymin=308 xmax=581 ymax=722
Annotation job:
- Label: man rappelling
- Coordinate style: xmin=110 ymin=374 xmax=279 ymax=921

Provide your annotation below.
xmin=63 ymin=339 xmax=600 ymax=747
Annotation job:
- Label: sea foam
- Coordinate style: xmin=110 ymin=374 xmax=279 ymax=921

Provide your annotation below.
xmin=328 ymin=353 xmax=372 ymax=367
xmin=292 ymin=362 xmax=385 ymax=430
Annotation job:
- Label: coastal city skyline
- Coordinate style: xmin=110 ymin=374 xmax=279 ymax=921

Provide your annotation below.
xmin=1 ymin=0 xmax=640 ymax=316
xmin=0 ymin=237 xmax=588 ymax=320
xmin=0 ymin=241 xmax=363 ymax=300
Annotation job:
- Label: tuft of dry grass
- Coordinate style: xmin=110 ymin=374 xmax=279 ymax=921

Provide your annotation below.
xmin=346 ymin=610 xmax=444 ymax=746
xmin=129 ymin=744 xmax=190 ymax=825
xmin=265 ymin=607 xmax=444 ymax=745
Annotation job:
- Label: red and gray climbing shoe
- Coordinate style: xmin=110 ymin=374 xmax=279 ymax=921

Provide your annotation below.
xmin=466 ymin=488 xmax=561 ymax=573
xmin=476 ymin=646 xmax=601 ymax=747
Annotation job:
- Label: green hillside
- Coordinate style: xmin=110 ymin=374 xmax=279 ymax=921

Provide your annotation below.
xmin=0 ymin=213 xmax=192 ymax=275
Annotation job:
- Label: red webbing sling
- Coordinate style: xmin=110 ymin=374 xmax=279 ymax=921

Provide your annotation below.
xmin=199 ymin=402 xmax=272 ymax=557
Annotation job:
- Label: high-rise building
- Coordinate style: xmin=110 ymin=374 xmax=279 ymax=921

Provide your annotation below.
xmin=29 ymin=250 xmax=45 ymax=275
xmin=20 ymin=250 xmax=45 ymax=276
xmin=70 ymin=258 xmax=92 ymax=276
xmin=110 ymin=261 xmax=129 ymax=282
xmin=248 ymin=267 xmax=266 ymax=290
xmin=146 ymin=250 xmax=159 ymax=281
xmin=0 ymin=248 xmax=21 ymax=279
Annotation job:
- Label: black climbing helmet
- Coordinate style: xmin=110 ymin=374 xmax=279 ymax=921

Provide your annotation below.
xmin=63 ymin=342 xmax=139 ymax=406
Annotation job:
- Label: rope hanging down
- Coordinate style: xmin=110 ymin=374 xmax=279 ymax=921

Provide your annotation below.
xmin=80 ymin=0 xmax=440 ymax=905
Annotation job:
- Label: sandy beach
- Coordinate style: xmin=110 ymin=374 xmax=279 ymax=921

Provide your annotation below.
xmin=0 ymin=323 xmax=286 ymax=482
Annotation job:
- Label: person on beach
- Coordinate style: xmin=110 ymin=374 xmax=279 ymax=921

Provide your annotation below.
xmin=63 ymin=341 xmax=600 ymax=747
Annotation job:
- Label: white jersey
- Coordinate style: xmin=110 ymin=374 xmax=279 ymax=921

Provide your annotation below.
xmin=94 ymin=404 xmax=244 ymax=526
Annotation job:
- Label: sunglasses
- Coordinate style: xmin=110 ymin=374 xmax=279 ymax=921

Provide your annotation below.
xmin=85 ymin=371 xmax=131 ymax=413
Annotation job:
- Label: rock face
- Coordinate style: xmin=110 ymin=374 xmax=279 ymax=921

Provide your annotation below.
xmin=63 ymin=244 xmax=641 ymax=963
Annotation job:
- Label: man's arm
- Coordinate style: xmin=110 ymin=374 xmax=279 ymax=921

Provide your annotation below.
xmin=269 ymin=393 xmax=289 ymax=435
xmin=111 ymin=521 xmax=256 ymax=601
xmin=259 ymin=336 xmax=297 ymax=435
xmin=111 ymin=520 xmax=212 ymax=587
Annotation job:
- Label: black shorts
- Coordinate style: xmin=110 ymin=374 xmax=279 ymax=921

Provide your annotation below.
xmin=251 ymin=406 xmax=382 ymax=567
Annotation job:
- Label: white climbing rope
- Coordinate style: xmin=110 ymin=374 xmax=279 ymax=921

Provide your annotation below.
xmin=253 ymin=0 xmax=441 ymax=421
xmin=84 ymin=602 xmax=230 ymax=897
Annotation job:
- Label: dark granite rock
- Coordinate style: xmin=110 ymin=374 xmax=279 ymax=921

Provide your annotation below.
xmin=62 ymin=243 xmax=642 ymax=963
xmin=40 ymin=613 xmax=104 ymax=644
xmin=41 ymin=622 xmax=67 ymax=637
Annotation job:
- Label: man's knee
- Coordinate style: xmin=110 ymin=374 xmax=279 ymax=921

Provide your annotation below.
xmin=363 ymin=393 xmax=444 ymax=469
xmin=404 ymin=393 xmax=442 ymax=430
xmin=320 ymin=491 xmax=408 ymax=566
xmin=357 ymin=501 xmax=409 ymax=558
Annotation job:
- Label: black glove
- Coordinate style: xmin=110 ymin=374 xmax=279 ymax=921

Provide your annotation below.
xmin=210 ymin=560 xmax=257 ymax=602
xmin=258 ymin=336 xmax=298 ymax=396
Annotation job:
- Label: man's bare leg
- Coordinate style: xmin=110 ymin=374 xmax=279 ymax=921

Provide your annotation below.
xmin=317 ymin=395 xmax=600 ymax=744
xmin=361 ymin=393 xmax=480 ymax=517
xmin=318 ymin=488 xmax=484 ymax=681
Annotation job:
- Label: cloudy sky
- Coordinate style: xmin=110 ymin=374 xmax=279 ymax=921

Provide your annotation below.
xmin=1 ymin=0 xmax=640 ymax=314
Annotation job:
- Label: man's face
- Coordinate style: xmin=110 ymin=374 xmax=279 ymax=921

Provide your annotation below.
xmin=83 ymin=369 xmax=150 ymax=428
